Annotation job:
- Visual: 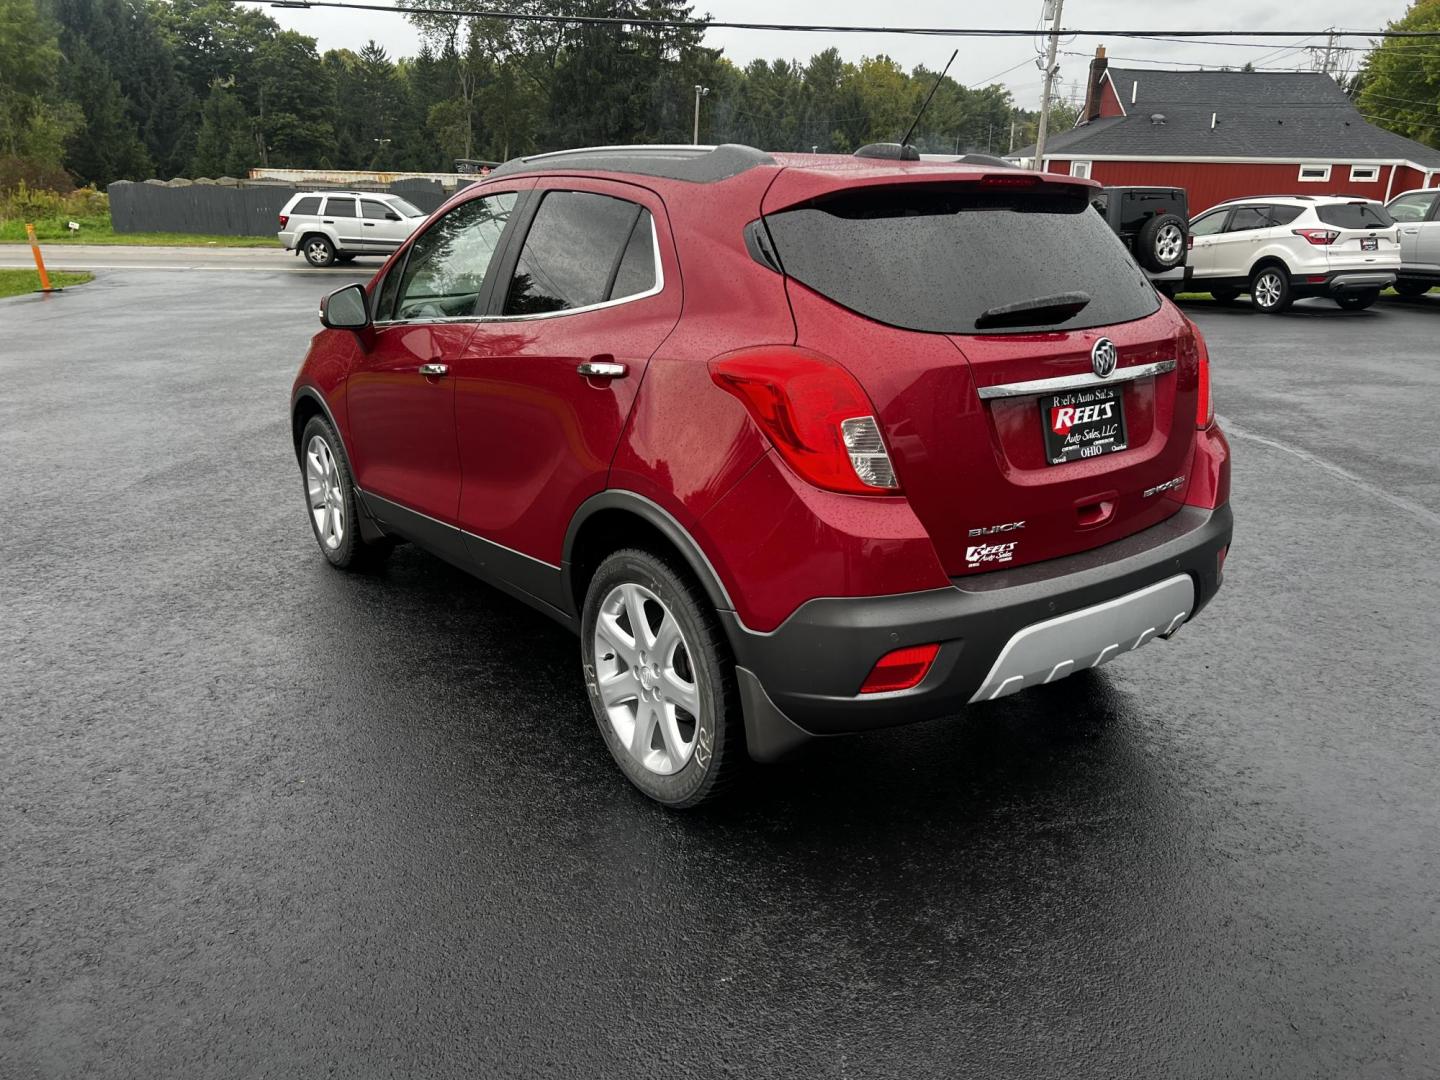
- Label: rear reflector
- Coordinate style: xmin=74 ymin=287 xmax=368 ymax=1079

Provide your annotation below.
xmin=1306 ymin=274 xmax=1328 ymax=284
xmin=860 ymin=644 xmax=940 ymax=694
xmin=1192 ymin=322 xmax=1214 ymax=428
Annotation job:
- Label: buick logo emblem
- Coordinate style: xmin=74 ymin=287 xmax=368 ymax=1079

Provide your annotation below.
xmin=1091 ymin=338 xmax=1118 ymax=379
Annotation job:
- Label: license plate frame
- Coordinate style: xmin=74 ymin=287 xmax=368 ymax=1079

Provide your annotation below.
xmin=1361 ymin=237 xmax=1379 ymax=252
xmin=1040 ymin=385 xmax=1129 ymax=465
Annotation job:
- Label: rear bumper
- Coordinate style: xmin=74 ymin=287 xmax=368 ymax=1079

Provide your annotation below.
xmin=1294 ymin=269 xmax=1396 ymax=296
xmin=726 ymin=502 xmax=1232 ymax=761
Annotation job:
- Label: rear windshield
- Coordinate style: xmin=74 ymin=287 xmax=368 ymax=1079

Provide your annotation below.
xmin=763 ymin=183 xmax=1160 ymax=335
xmin=1316 ymin=203 xmax=1393 ymax=229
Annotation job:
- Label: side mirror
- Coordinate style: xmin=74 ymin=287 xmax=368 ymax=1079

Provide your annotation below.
xmin=320 ymin=283 xmax=370 ymax=330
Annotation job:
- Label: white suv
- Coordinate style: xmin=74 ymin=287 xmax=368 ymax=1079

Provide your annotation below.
xmin=277 ymin=191 xmax=426 ymax=267
xmin=1185 ymin=195 xmax=1399 ymax=313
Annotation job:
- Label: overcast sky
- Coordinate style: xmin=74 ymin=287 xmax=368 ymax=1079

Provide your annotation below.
xmin=246 ymin=0 xmax=1411 ymax=108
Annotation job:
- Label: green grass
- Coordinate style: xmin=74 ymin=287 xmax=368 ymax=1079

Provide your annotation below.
xmin=0 ymin=269 xmax=95 ymax=298
xmin=0 ymin=216 xmax=279 ymax=247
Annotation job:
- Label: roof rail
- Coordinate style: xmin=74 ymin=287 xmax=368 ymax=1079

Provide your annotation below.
xmin=488 ymin=143 xmax=775 ymax=183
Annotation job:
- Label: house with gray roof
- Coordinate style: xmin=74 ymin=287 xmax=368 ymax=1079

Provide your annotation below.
xmin=1010 ymin=48 xmax=1440 ymax=211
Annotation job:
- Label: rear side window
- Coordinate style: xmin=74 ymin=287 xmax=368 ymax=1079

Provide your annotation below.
xmin=325 ymin=197 xmax=357 ymax=218
xmin=763 ymin=183 xmax=1160 ymax=335
xmin=1268 ymin=205 xmax=1304 ymax=226
xmin=1228 ymin=205 xmax=1302 ymax=231
xmin=1316 ymin=203 xmax=1394 ymax=229
xmin=504 ymin=191 xmax=646 ymax=315
xmin=611 ymin=210 xmax=658 ymax=301
xmin=291 ymin=196 xmax=322 ymax=215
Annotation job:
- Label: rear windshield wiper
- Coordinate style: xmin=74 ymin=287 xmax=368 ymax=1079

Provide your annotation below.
xmin=974 ymin=291 xmax=1091 ymax=330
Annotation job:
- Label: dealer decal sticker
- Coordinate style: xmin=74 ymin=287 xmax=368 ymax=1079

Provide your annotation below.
xmin=965 ymin=541 xmax=1019 ymax=567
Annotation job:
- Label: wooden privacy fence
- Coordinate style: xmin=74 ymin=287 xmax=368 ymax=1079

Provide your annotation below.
xmin=106 ymin=178 xmax=463 ymax=236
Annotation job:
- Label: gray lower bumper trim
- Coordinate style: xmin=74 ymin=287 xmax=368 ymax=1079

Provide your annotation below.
xmin=1329 ymin=271 xmax=1397 ymax=290
xmin=968 ymin=573 xmax=1195 ymax=703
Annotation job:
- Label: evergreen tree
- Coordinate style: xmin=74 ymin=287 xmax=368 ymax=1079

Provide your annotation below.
xmin=189 ymin=82 xmax=252 ymax=176
xmin=61 ymin=39 xmax=152 ymax=183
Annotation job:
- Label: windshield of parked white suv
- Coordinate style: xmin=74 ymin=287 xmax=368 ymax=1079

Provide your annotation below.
xmin=763 ymin=183 xmax=1160 ymax=335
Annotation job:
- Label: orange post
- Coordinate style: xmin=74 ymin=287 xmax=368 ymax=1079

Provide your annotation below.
xmin=25 ymin=223 xmax=54 ymax=292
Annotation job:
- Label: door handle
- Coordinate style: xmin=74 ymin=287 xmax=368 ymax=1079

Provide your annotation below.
xmin=1402 ymin=228 xmax=1420 ymax=234
xmin=577 ymin=360 xmax=628 ymax=378
xmin=419 ymin=363 xmax=449 ymax=376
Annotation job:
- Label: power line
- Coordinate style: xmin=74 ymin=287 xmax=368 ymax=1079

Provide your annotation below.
xmin=265 ymin=3 xmax=1440 ymax=41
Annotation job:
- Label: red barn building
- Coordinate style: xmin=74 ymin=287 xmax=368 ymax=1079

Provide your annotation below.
xmin=1012 ymin=49 xmax=1440 ymax=212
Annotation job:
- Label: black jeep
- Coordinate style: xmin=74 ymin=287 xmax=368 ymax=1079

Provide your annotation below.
xmin=1092 ymin=186 xmax=1189 ymax=285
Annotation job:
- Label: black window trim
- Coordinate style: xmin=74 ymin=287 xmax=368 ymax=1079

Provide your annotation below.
xmin=486 ymin=188 xmax=665 ymax=323
xmin=371 ymin=187 xmax=530 ymax=326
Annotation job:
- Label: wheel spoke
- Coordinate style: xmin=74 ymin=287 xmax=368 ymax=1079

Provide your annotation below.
xmin=656 ymin=703 xmax=690 ymax=766
xmin=596 ymin=612 xmax=639 ymax=666
xmin=621 ymin=584 xmax=654 ymax=650
xmin=629 ymin=701 xmax=656 ymax=757
xmin=652 ymin=612 xmax=681 ymax=663
xmin=660 ymin=669 xmax=699 ymax=717
xmin=599 ymin=668 xmax=640 ymax=707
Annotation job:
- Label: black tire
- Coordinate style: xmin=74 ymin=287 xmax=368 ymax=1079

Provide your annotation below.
xmin=1135 ymin=213 xmax=1187 ymax=272
xmin=298 ymin=414 xmax=392 ymax=571
xmin=1210 ymin=287 xmax=1240 ymax=303
xmin=580 ymin=548 xmax=743 ymax=808
xmin=1335 ymin=290 xmax=1379 ymax=311
xmin=334 ymin=253 xmax=356 ymax=265
xmin=301 ymin=234 xmax=336 ymax=267
xmin=1249 ymin=265 xmax=1292 ymax=313
xmin=1395 ymin=280 xmax=1432 ymax=298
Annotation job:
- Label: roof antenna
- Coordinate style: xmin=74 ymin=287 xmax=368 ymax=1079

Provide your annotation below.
xmin=900 ymin=49 xmax=960 ymax=151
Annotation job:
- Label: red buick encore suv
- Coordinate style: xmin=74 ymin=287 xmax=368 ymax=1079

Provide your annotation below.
xmin=291 ymin=144 xmax=1232 ymax=807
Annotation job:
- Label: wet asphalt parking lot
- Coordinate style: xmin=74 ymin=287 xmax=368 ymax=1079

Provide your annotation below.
xmin=3 ymin=267 xmax=1439 ymax=1078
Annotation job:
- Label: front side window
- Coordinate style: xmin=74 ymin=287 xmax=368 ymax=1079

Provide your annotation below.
xmin=361 ymin=199 xmax=394 ymax=220
xmin=1188 ymin=210 xmax=1229 ymax=237
xmin=1388 ymin=192 xmax=1438 ymax=222
xmin=504 ymin=191 xmax=649 ymax=316
xmin=389 ymin=192 xmax=517 ymax=321
xmin=325 ymin=197 xmax=357 ymax=217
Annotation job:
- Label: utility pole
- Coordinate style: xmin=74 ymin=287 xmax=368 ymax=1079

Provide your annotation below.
xmin=1032 ymin=0 xmax=1064 ymax=171
xmin=693 ymin=85 xmax=710 ymax=145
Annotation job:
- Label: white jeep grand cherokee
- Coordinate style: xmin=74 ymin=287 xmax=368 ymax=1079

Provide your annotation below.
xmin=277 ymin=191 xmax=426 ymax=267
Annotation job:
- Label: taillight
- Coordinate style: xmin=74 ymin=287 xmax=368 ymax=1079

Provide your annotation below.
xmin=709 ymin=347 xmax=899 ymax=494
xmin=279 ymin=214 xmax=289 ymax=229
xmin=860 ymin=644 xmax=939 ymax=694
xmin=1192 ymin=324 xmax=1214 ymax=429
xmin=1292 ymin=228 xmax=1339 ymax=245
xmin=980 ymin=173 xmax=1040 ymax=187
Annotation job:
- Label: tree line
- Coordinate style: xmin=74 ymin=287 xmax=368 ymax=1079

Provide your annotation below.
xmin=1 ymin=0 xmax=1069 ymax=190
xmin=6 ymin=0 xmax=1434 ymax=193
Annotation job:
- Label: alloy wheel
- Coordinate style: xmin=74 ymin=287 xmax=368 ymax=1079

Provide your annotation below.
xmin=1254 ymin=271 xmax=1283 ymax=309
xmin=592 ymin=583 xmax=701 ymax=776
xmin=305 ymin=239 xmax=331 ymax=266
xmin=1156 ymin=223 xmax=1184 ymax=264
xmin=305 ymin=434 xmax=345 ymax=549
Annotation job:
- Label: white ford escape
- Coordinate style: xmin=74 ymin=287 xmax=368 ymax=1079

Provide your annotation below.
xmin=277 ymin=191 xmax=426 ymax=267
xmin=1184 ymin=195 xmax=1399 ymax=312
